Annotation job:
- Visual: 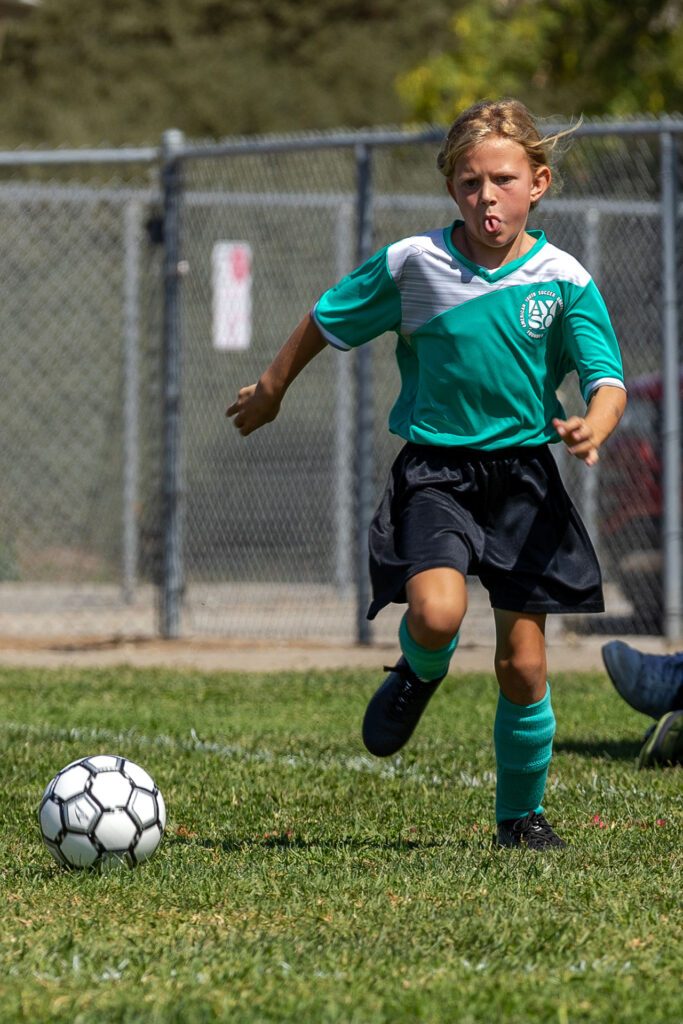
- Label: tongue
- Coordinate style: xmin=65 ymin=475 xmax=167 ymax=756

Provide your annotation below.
xmin=485 ymin=215 xmax=501 ymax=234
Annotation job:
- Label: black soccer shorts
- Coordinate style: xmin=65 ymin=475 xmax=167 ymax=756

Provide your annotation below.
xmin=367 ymin=441 xmax=604 ymax=620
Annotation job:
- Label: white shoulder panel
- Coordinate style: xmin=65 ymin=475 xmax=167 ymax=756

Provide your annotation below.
xmin=386 ymin=230 xmax=489 ymax=336
xmin=509 ymin=242 xmax=591 ymax=289
xmin=384 ymin=233 xmax=592 ymax=337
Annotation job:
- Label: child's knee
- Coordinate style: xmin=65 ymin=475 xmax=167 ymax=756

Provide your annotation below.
xmin=407 ymin=594 xmax=464 ymax=647
xmin=495 ymin=648 xmax=546 ymax=694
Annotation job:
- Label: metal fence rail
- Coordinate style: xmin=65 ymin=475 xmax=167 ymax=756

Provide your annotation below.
xmin=0 ymin=120 xmax=680 ymax=645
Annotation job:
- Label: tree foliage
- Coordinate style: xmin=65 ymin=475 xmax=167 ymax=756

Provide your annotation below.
xmin=0 ymin=0 xmax=455 ymax=146
xmin=2 ymin=1 xmax=681 ymax=148
xmin=396 ymin=0 xmax=683 ymax=123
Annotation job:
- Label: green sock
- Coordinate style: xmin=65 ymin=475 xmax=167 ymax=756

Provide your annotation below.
xmin=399 ymin=613 xmax=459 ymax=682
xmin=494 ymin=684 xmax=555 ymax=824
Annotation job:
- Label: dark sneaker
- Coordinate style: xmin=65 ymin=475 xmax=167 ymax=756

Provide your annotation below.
xmin=362 ymin=657 xmax=444 ymax=757
xmin=637 ymin=709 xmax=683 ymax=768
xmin=496 ymin=811 xmax=566 ymax=850
xmin=601 ymin=641 xmax=683 ymax=719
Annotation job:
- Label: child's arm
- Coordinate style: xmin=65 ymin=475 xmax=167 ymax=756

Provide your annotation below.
xmin=552 ymin=384 xmax=627 ymax=467
xmin=227 ymin=312 xmax=327 ymax=436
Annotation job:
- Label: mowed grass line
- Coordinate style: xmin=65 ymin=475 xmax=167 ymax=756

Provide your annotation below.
xmin=0 ymin=665 xmax=680 ymax=1024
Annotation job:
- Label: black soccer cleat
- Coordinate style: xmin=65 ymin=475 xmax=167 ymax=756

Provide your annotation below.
xmin=362 ymin=657 xmax=445 ymax=757
xmin=637 ymin=709 xmax=683 ymax=769
xmin=496 ymin=811 xmax=566 ymax=850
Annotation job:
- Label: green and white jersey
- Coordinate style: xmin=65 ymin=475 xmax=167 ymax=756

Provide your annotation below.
xmin=312 ymin=221 xmax=624 ymax=449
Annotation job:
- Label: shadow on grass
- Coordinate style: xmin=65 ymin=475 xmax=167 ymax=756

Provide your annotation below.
xmin=168 ymin=832 xmax=481 ymax=854
xmin=553 ymin=737 xmax=641 ymax=760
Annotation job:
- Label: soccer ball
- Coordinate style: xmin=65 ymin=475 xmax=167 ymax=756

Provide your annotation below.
xmin=39 ymin=755 xmax=166 ymax=869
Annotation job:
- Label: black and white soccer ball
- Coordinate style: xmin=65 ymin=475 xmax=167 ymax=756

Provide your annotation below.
xmin=39 ymin=755 xmax=166 ymax=869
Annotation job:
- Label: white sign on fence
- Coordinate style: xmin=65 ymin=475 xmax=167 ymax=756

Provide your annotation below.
xmin=212 ymin=241 xmax=252 ymax=350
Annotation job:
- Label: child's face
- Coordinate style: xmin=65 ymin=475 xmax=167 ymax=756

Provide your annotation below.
xmin=446 ymin=136 xmax=550 ymax=266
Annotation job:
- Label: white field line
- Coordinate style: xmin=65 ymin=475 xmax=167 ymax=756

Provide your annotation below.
xmin=2 ymin=721 xmax=500 ymax=789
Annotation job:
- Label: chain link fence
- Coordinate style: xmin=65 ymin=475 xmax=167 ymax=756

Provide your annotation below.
xmin=0 ymin=153 xmax=163 ymax=639
xmin=0 ymin=121 xmax=681 ymax=646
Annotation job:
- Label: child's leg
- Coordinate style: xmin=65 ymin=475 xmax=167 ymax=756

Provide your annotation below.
xmin=362 ymin=568 xmax=465 ymax=757
xmin=402 ymin=567 xmax=467 ymax=680
xmin=492 ymin=610 xmax=556 ymax=827
xmin=493 ymin=609 xmax=547 ymax=705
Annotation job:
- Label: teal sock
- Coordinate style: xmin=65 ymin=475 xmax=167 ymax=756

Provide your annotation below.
xmin=399 ymin=613 xmax=459 ymax=682
xmin=494 ymin=684 xmax=555 ymax=824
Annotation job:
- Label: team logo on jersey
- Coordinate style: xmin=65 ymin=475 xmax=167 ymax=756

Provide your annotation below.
xmin=519 ymin=289 xmax=564 ymax=340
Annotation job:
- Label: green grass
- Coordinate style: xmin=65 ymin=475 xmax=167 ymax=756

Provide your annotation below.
xmin=0 ymin=665 xmax=681 ymax=1024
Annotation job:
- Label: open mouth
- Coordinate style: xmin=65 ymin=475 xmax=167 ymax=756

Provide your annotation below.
xmin=484 ymin=215 xmax=501 ymax=234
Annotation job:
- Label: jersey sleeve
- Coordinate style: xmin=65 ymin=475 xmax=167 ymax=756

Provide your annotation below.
xmin=560 ymin=279 xmax=625 ymax=400
xmin=312 ymin=245 xmax=402 ymax=350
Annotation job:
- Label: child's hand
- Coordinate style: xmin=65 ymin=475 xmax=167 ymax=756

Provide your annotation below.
xmin=552 ymin=416 xmax=599 ymax=466
xmin=227 ymin=380 xmax=282 ymax=436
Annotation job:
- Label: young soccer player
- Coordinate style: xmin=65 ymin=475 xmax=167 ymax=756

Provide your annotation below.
xmin=228 ymin=99 xmax=626 ymax=850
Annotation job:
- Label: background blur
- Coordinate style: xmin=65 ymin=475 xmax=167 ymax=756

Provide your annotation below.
xmin=0 ymin=1 xmax=681 ymax=647
xmin=2 ymin=0 xmax=683 ymax=147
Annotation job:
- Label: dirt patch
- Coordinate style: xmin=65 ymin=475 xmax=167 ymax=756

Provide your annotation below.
xmin=0 ymin=631 xmax=673 ymax=674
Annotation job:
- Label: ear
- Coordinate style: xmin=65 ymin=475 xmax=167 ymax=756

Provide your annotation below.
xmin=530 ymin=164 xmax=551 ymax=203
xmin=446 ymin=177 xmax=457 ymax=203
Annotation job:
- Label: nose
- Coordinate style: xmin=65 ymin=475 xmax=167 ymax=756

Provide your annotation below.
xmin=480 ymin=179 xmax=496 ymax=204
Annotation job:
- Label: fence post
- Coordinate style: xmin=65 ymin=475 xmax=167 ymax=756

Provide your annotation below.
xmin=659 ymin=129 xmax=682 ymax=643
xmin=122 ymin=199 xmax=141 ymax=605
xmin=160 ymin=129 xmax=186 ymax=638
xmin=355 ymin=143 xmax=374 ymax=644
xmin=334 ymin=200 xmax=354 ymax=596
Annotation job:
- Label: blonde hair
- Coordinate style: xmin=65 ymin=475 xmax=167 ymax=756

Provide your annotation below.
xmin=437 ymin=98 xmax=580 ymax=191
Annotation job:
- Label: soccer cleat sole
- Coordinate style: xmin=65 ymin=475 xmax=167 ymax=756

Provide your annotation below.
xmin=637 ymin=709 xmax=683 ymax=768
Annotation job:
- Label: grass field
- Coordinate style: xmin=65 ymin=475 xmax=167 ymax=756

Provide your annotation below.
xmin=1 ymin=664 xmax=681 ymax=1024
